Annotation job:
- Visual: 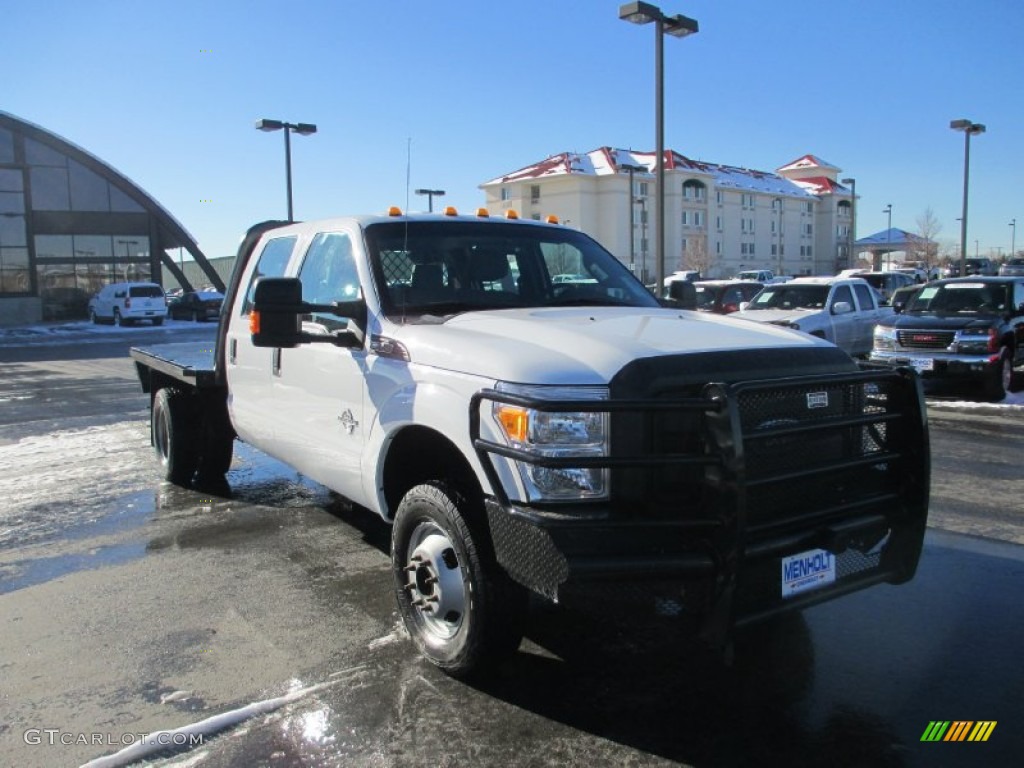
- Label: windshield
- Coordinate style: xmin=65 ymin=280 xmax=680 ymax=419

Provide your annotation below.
xmin=905 ymin=282 xmax=1010 ymax=314
xmin=745 ymin=284 xmax=829 ymax=311
xmin=365 ymin=221 xmax=659 ymax=319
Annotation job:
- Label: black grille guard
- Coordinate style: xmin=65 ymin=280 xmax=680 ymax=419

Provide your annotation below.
xmin=468 ymin=364 xmax=930 ymax=634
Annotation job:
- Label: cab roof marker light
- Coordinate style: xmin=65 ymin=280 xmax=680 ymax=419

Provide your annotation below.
xmin=546 ymin=214 xmax=560 ymax=224
xmin=443 ymin=206 xmax=458 ymax=216
xmin=505 ymin=209 xmax=520 ymax=219
xmin=477 ymin=208 xmax=490 ymax=217
xmin=387 ymin=206 xmax=403 ymax=217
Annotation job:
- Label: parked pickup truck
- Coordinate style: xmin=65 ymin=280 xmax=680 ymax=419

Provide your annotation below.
xmin=871 ymin=276 xmax=1024 ymax=400
xmin=736 ymin=276 xmax=891 ymax=358
xmin=131 ymin=211 xmax=929 ymax=677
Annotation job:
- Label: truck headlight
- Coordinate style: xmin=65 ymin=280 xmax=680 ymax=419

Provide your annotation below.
xmin=873 ymin=326 xmax=896 ymax=351
xmin=492 ymin=384 xmax=609 ymax=501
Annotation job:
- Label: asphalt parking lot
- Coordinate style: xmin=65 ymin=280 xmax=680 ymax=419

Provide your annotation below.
xmin=1 ymin=322 xmax=1023 ymax=768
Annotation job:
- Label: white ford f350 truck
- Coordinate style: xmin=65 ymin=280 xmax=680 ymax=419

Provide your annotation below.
xmin=131 ymin=210 xmax=930 ymax=677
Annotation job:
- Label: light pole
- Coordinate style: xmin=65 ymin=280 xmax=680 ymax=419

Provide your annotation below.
xmin=620 ymin=163 xmax=646 ymax=273
xmin=883 ymin=204 xmax=892 ymax=270
xmin=841 ymin=177 xmax=856 ymax=270
xmin=636 ymin=197 xmax=648 ymax=284
xmin=774 ymin=197 xmax=784 ymax=275
xmin=1010 ymin=218 xmax=1017 ymax=259
xmin=255 ymin=118 xmax=318 ymax=222
xmin=619 ymin=2 xmax=698 ymax=291
xmin=950 ymin=119 xmax=986 ymax=279
xmin=415 ymin=188 xmax=446 ymax=213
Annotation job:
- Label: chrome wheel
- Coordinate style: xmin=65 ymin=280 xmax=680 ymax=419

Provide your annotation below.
xmin=402 ymin=521 xmax=467 ymax=640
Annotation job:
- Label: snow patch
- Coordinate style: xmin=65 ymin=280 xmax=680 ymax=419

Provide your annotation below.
xmin=79 ymin=681 xmax=336 ymax=768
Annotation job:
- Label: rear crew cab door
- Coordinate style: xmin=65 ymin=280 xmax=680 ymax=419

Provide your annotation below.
xmin=225 ymin=233 xmax=300 ymax=448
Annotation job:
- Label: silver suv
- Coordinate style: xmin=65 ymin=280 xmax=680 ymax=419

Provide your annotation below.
xmin=88 ymin=282 xmax=167 ymax=326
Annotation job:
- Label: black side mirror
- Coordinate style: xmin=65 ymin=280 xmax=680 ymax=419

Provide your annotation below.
xmin=251 ymin=277 xmax=305 ymax=348
xmin=251 ymin=277 xmax=366 ymax=349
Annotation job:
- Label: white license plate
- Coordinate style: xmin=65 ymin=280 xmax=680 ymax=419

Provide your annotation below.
xmin=781 ymin=548 xmax=836 ymax=598
xmin=909 ymin=358 xmax=934 ymax=372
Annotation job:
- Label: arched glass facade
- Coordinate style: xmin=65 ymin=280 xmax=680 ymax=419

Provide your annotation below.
xmin=0 ymin=112 xmax=221 ymax=325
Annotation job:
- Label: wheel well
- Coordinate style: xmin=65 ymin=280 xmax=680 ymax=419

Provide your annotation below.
xmin=381 ymin=426 xmax=482 ymax=520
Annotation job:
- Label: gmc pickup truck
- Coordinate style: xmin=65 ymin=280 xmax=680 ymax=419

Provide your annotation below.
xmin=131 ymin=210 xmax=930 ymax=677
xmin=736 ymin=276 xmax=891 ymax=357
xmin=871 ymin=276 xmax=1024 ymax=400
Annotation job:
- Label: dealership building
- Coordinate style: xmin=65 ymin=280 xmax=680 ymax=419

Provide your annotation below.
xmin=0 ymin=111 xmax=222 ymax=326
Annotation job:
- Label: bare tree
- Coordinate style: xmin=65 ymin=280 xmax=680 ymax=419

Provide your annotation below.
xmin=910 ymin=208 xmax=943 ymax=274
xmin=680 ymin=236 xmax=713 ymax=277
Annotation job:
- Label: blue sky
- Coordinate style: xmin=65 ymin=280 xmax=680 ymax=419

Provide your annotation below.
xmin=5 ymin=0 xmax=1023 ymax=260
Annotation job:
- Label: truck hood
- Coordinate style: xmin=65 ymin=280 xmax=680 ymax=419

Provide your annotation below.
xmin=388 ymin=307 xmax=829 ymax=384
xmin=878 ymin=312 xmax=1001 ymax=332
xmin=735 ymin=308 xmax=824 ymax=326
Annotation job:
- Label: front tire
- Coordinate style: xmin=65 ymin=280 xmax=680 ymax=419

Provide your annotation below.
xmin=392 ymin=483 xmax=525 ymax=678
xmin=986 ymin=346 xmax=1012 ymax=401
xmin=152 ymin=388 xmax=199 ymax=485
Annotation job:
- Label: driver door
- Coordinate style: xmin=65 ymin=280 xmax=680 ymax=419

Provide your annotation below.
xmin=272 ymin=231 xmax=369 ymax=501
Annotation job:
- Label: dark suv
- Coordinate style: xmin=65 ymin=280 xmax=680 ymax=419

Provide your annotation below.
xmin=870 ymin=276 xmax=1024 ymax=399
xmin=692 ymin=280 xmax=763 ymax=314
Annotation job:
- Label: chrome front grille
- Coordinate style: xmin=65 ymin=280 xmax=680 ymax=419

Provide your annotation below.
xmin=897 ymin=330 xmax=955 ymax=349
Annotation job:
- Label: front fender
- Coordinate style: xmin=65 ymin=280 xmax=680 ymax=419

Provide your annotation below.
xmin=360 ymin=361 xmax=499 ymax=518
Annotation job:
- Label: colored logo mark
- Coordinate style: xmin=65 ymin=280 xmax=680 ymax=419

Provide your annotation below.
xmin=920 ymin=721 xmax=996 ymax=742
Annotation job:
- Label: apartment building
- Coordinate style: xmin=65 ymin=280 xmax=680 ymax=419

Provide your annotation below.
xmin=480 ymin=148 xmax=854 ymax=281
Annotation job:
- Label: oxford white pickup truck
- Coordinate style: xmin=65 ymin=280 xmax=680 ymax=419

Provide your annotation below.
xmin=131 ymin=211 xmax=929 ymax=677
xmin=736 ymin=276 xmax=892 ymax=357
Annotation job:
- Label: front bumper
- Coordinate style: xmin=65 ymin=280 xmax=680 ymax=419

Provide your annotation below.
xmin=472 ymin=366 xmax=929 ymax=635
xmin=870 ymin=349 xmax=997 ymax=383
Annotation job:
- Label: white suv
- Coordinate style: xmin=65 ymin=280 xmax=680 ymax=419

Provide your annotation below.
xmin=88 ymin=282 xmax=167 ymax=326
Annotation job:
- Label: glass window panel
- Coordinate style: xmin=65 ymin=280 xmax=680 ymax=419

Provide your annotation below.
xmin=30 ymin=166 xmax=70 ymax=210
xmin=113 ymin=236 xmax=146 ymax=260
xmin=1 ymin=246 xmax=31 ymax=293
xmin=0 ymin=192 xmax=25 ymax=214
xmin=241 ymin=236 xmax=297 ymax=314
xmin=0 ymin=168 xmax=23 ymax=191
xmin=68 ymin=160 xmax=110 ymax=212
xmin=77 ymin=262 xmax=108 ymax=297
xmin=1 ymin=246 xmax=29 ymax=268
xmin=35 ymin=234 xmax=74 ymax=260
xmin=25 ymin=137 xmax=68 ymax=167
xmin=122 ymin=262 xmax=152 ymax=282
xmin=109 ymin=184 xmax=144 ymax=212
xmin=0 ymin=128 xmax=14 ymax=163
xmin=0 ymin=214 xmax=27 ymax=246
xmin=74 ymin=234 xmax=114 ymax=261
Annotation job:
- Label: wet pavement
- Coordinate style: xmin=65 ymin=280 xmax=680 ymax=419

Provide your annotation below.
xmin=1 ymin=328 xmax=1023 ymax=767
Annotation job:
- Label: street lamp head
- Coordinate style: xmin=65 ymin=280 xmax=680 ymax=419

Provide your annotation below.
xmin=841 ymin=177 xmax=854 ymax=185
xmin=414 ymin=189 xmax=445 ymax=196
xmin=950 ymin=119 xmax=986 ymax=135
xmin=664 ymin=13 xmax=699 ymax=36
xmin=619 ymin=1 xmax=662 ymax=24
xmin=255 ymin=118 xmax=284 ymax=132
xmin=293 ymin=123 xmax=318 ymax=136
